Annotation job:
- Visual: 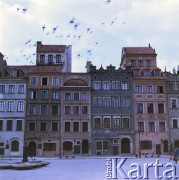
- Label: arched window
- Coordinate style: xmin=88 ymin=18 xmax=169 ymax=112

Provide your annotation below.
xmin=11 ymin=140 xmax=19 ymax=152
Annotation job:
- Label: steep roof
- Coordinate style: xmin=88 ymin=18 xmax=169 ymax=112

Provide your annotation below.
xmin=29 ymin=65 xmax=63 ymax=73
xmin=122 ymin=47 xmax=157 ymax=55
xmin=37 ymin=42 xmax=67 ymax=53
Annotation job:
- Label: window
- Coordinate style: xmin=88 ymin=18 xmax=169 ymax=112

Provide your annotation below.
xmin=133 ymin=70 xmax=140 ymax=76
xmin=41 ymin=105 xmax=47 ymax=115
xmin=138 ymin=122 xmax=144 ymax=132
xmin=138 ymin=60 xmax=143 ymax=67
xmin=112 ymin=82 xmax=119 ymax=90
xmin=169 ymin=84 xmax=174 ymax=90
xmin=17 ymin=101 xmax=24 ymax=112
xmin=158 ymin=103 xmax=164 ymax=114
xmin=74 ymin=93 xmax=80 ymax=100
xmin=146 ymin=86 xmax=153 ymax=93
xmin=7 ymin=120 xmax=13 ymax=131
xmin=103 ymin=141 xmax=109 ymax=150
xmin=147 ymin=103 xmax=154 ymax=113
xmin=143 ymin=69 xmax=151 ymax=76
xmin=112 ymin=97 xmax=119 ymax=107
xmin=41 ymin=90 xmax=48 ymax=99
xmin=103 ymin=98 xmax=110 ymax=107
xmin=42 ymin=77 xmax=48 ymax=85
xmin=96 ymin=141 xmax=109 ymax=150
xmin=56 ymin=55 xmax=62 ymax=63
xmin=157 ymin=86 xmax=163 ymax=93
xmin=94 ymin=118 xmax=101 ymax=128
xmin=96 ymin=142 xmax=102 ymax=150
xmin=40 ymin=122 xmax=47 ymax=131
xmin=113 ymin=118 xmax=121 ymax=128
xmin=104 ymin=118 xmax=110 ymax=129
xmin=131 ymin=60 xmax=136 ymax=67
xmin=159 ymin=122 xmax=165 ymax=132
xmin=171 ymin=99 xmax=177 ymax=108
xmin=149 ymin=122 xmax=155 ymax=132
xmin=122 ymin=117 xmax=130 ymax=128
xmin=121 ymin=82 xmax=128 ymax=90
xmin=30 ymin=90 xmax=37 ymax=99
xmin=122 ymin=98 xmax=130 ymax=107
xmin=18 ymin=85 xmax=25 ymax=94
xmin=11 ymin=140 xmax=19 ymax=152
xmin=103 ymin=82 xmax=110 ymax=90
xmin=52 ymin=91 xmax=59 ymax=100
xmin=82 ymin=122 xmax=88 ymax=132
xmin=65 ymin=122 xmax=70 ymax=132
xmin=146 ymin=60 xmax=151 ymax=67
xmin=8 ymin=85 xmax=15 ymax=94
xmin=0 ymin=120 xmax=3 ymax=131
xmin=82 ymin=93 xmax=88 ymax=100
xmin=52 ymin=105 xmax=58 ymax=115
xmin=73 ymin=122 xmax=79 ymax=132
xmin=0 ymin=85 xmax=5 ymax=93
xmin=16 ymin=120 xmax=22 ymax=131
xmin=65 ymin=106 xmax=71 ymax=114
xmin=136 ymin=85 xmax=142 ymax=93
xmin=29 ymin=122 xmax=36 ymax=131
xmin=141 ymin=141 xmax=152 ymax=150
xmin=7 ymin=101 xmax=14 ymax=112
xmin=48 ymin=55 xmax=53 ymax=63
xmin=93 ymin=97 xmax=101 ymax=107
xmin=29 ymin=105 xmax=36 ymax=115
xmin=40 ymin=55 xmax=45 ymax=63
xmin=73 ymin=106 xmax=79 ymax=114
xmin=52 ymin=122 xmax=58 ymax=131
xmin=30 ymin=77 xmax=37 ymax=85
xmin=93 ymin=82 xmax=101 ymax=90
xmin=44 ymin=143 xmax=56 ymax=151
xmin=82 ymin=106 xmax=88 ymax=114
xmin=0 ymin=101 xmax=5 ymax=111
xmin=52 ymin=77 xmax=59 ymax=86
xmin=137 ymin=103 xmax=143 ymax=113
xmin=173 ymin=119 xmax=178 ymax=128
xmin=65 ymin=93 xmax=71 ymax=100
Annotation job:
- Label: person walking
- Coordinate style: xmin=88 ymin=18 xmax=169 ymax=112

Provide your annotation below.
xmin=174 ymin=148 xmax=179 ymax=163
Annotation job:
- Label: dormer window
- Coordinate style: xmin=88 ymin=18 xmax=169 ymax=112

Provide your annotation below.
xmin=154 ymin=69 xmax=161 ymax=76
xmin=56 ymin=55 xmax=62 ymax=63
xmin=48 ymin=55 xmax=53 ymax=64
xmin=40 ymin=55 xmax=45 ymax=63
xmin=131 ymin=60 xmax=136 ymax=67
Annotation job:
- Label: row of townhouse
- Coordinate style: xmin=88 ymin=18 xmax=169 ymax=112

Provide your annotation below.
xmin=0 ymin=42 xmax=179 ymax=157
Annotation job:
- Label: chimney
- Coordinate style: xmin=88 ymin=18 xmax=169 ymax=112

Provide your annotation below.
xmin=85 ymin=61 xmax=92 ymax=72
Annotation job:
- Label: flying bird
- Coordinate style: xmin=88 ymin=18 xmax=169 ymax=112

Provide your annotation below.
xmin=74 ymin=23 xmax=79 ymax=30
xmin=42 ymin=25 xmax=46 ymax=31
xmin=69 ymin=18 xmax=75 ymax=24
xmin=22 ymin=8 xmax=27 ymax=13
xmin=53 ymin=26 xmax=59 ymax=33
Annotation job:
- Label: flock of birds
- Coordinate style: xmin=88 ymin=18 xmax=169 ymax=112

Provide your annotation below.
xmin=4 ymin=0 xmax=126 ymax=66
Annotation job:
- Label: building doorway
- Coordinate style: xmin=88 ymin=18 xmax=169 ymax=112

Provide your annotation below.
xmin=82 ymin=140 xmax=89 ymax=154
xmin=175 ymin=140 xmax=179 ymax=149
xmin=28 ymin=141 xmax=36 ymax=157
xmin=63 ymin=141 xmax=73 ymax=155
xmin=121 ymin=138 xmax=130 ymax=153
xmin=156 ymin=144 xmax=161 ymax=154
xmin=163 ymin=140 xmax=168 ymax=152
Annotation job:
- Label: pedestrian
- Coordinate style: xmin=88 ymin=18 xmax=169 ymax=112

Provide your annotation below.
xmin=173 ymin=148 xmax=179 ymax=163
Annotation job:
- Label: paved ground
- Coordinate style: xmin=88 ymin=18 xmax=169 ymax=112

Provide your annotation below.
xmin=0 ymin=156 xmax=178 ymax=180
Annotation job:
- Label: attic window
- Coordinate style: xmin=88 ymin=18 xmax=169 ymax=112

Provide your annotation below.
xmin=13 ymin=70 xmax=20 ymax=77
xmin=56 ymin=55 xmax=62 ymax=63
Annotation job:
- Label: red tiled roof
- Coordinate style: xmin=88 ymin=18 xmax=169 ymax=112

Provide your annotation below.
xmin=37 ymin=44 xmax=67 ymax=53
xmin=4 ymin=65 xmax=35 ymax=77
xmin=122 ymin=47 xmax=156 ymax=55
